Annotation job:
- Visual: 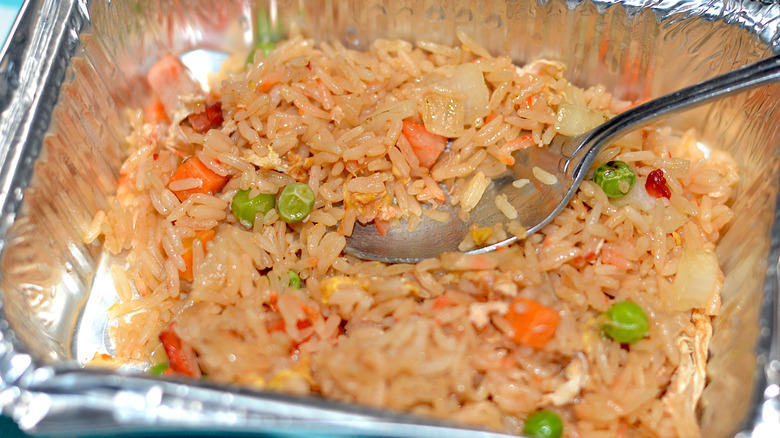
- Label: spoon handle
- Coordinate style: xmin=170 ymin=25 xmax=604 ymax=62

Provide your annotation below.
xmin=569 ymin=54 xmax=780 ymax=179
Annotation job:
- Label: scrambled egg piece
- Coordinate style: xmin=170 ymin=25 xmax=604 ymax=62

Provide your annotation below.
xmin=469 ymin=223 xmax=494 ymax=247
xmin=244 ymin=148 xmax=286 ymax=171
xmin=86 ymin=353 xmax=124 ymax=369
xmin=320 ymin=276 xmax=361 ymax=305
xmin=343 ymin=189 xmax=396 ymax=223
xmin=542 ymin=355 xmax=587 ymax=406
xmin=468 ymin=301 xmax=509 ymax=329
xmin=286 ymin=152 xmax=313 ymax=182
xmin=268 ymin=353 xmax=314 ymax=392
xmin=320 ymin=276 xmax=420 ymax=305
xmin=267 ymin=369 xmax=313 ymax=390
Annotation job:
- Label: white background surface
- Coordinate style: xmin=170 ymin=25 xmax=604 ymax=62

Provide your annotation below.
xmin=1 ymin=0 xmax=23 ymax=45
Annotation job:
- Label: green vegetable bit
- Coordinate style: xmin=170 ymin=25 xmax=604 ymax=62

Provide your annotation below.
xmin=593 ymin=160 xmax=636 ymax=198
xmin=246 ymin=41 xmax=277 ymax=65
xmin=278 ymin=183 xmax=315 ymax=224
xmin=601 ymin=300 xmax=650 ymax=344
xmin=231 ymin=189 xmax=275 ymax=226
xmin=245 ymin=9 xmax=283 ymax=65
xmin=288 ymin=270 xmax=301 ymax=289
xmin=523 ymin=409 xmax=563 ymax=438
xmin=149 ymin=363 xmax=169 ymax=376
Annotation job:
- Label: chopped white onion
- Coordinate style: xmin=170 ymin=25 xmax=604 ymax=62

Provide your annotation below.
xmin=422 ymin=92 xmax=464 ymax=137
xmin=611 ymin=176 xmax=690 ymax=232
xmin=423 ymin=63 xmax=490 ymax=129
xmin=612 ymin=176 xmax=655 ymax=211
xmin=670 ymin=248 xmax=722 ymax=311
xmin=554 ymin=102 xmax=612 ymax=137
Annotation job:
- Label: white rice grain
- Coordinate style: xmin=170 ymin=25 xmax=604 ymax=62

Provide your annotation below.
xmin=495 ymin=194 xmax=518 ymax=219
xmin=533 ymin=167 xmax=558 ymax=185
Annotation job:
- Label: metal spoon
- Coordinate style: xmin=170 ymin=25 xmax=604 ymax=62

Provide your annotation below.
xmin=344 ymin=54 xmax=780 ymax=263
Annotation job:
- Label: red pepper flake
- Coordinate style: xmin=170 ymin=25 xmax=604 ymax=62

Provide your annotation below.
xmin=188 ymin=102 xmax=224 ymax=133
xmin=645 ymin=169 xmax=671 ymax=199
xmin=306 ymin=60 xmax=312 ymax=70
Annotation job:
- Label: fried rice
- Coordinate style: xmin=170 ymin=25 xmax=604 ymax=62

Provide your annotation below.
xmin=85 ymin=32 xmax=738 ymax=437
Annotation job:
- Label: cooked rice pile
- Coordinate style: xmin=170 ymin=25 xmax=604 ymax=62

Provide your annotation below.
xmin=85 ymin=33 xmax=738 ymax=437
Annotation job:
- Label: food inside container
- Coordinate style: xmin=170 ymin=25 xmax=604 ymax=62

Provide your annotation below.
xmin=0 ymin=1 xmax=778 ymax=437
xmin=81 ymin=27 xmax=738 ymax=436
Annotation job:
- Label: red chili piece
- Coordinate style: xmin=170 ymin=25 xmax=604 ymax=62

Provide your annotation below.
xmin=645 ymin=169 xmax=671 ymax=199
xmin=188 ymin=102 xmax=224 ymax=133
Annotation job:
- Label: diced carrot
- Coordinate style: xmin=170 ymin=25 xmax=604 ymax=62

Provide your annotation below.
xmin=146 ymin=54 xmax=204 ymax=120
xmin=432 ymin=296 xmax=451 ymax=310
xmin=168 ymin=156 xmax=229 ymax=202
xmin=374 ymin=218 xmax=391 ymax=236
xmin=266 ymin=303 xmax=316 ymax=344
xmin=144 ymin=99 xmax=169 ymax=123
xmin=178 ymin=229 xmax=215 ymax=282
xmin=268 ymin=291 xmax=279 ymax=311
xmin=485 ymin=112 xmax=498 ymax=124
xmin=505 ymin=298 xmax=560 ymax=349
xmin=268 ymin=318 xmax=314 ymax=335
xmin=117 ymin=174 xmax=132 ymax=189
xmin=401 ymin=120 xmax=447 ymax=169
xmin=159 ymin=323 xmax=201 ymax=377
xmin=299 ymin=300 xmax=322 ymax=322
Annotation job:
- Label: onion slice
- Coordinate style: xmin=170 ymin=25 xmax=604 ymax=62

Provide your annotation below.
xmin=422 ymin=92 xmax=464 ymax=137
xmin=554 ymin=102 xmax=612 ymax=137
xmin=422 ymin=63 xmax=490 ymax=132
xmin=670 ymin=248 xmax=722 ymax=312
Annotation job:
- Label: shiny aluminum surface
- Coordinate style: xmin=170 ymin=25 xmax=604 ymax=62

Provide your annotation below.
xmin=0 ymin=0 xmax=778 ymax=436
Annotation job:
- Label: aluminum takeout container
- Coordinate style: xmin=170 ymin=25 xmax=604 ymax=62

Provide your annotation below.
xmin=0 ymin=0 xmax=779 ymax=436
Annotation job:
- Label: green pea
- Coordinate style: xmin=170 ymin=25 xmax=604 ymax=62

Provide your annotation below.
xmin=288 ymin=270 xmax=301 ymax=289
xmin=523 ymin=409 xmax=563 ymax=438
xmin=601 ymin=300 xmax=650 ymax=344
xmin=593 ymin=160 xmax=636 ymax=198
xmin=149 ymin=363 xmax=169 ymax=376
xmin=278 ymin=183 xmax=315 ymax=224
xmin=231 ymin=189 xmax=275 ymax=226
